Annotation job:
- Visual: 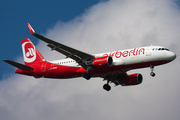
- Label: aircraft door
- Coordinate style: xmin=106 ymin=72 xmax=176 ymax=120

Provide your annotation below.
xmin=41 ymin=62 xmax=47 ymax=72
xmin=146 ymin=47 xmax=151 ymax=56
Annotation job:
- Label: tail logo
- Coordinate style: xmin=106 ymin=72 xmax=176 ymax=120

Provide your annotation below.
xmin=26 ymin=48 xmax=35 ymax=58
xmin=22 ymin=42 xmax=36 ymax=63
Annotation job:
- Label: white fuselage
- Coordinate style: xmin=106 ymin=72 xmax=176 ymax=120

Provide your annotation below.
xmin=49 ymin=46 xmax=176 ymax=68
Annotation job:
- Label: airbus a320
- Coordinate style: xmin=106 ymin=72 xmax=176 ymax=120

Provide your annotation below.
xmin=3 ymin=23 xmax=176 ymax=91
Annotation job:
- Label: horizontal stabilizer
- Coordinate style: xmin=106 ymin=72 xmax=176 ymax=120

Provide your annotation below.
xmin=3 ymin=60 xmax=34 ymax=70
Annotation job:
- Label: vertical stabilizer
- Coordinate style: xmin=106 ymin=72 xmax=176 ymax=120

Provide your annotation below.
xmin=21 ymin=38 xmax=46 ymax=66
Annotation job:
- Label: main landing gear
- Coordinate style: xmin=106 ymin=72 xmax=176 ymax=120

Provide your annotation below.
xmin=83 ymin=72 xmax=91 ymax=80
xmin=103 ymin=81 xmax=111 ymax=91
xmin=83 ymin=72 xmax=111 ymax=91
xmin=150 ymin=66 xmax=155 ymax=77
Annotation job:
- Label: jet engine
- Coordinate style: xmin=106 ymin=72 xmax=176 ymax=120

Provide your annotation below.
xmin=122 ymin=73 xmax=143 ymax=86
xmin=93 ymin=56 xmax=113 ymax=68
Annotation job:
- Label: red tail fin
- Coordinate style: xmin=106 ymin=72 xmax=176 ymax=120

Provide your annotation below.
xmin=21 ymin=38 xmax=46 ymax=66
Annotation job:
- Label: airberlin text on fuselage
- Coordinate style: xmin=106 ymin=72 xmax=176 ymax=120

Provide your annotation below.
xmin=103 ymin=48 xmax=145 ymax=58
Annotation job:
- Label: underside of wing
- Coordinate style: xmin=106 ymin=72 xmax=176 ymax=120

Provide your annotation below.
xmin=103 ymin=73 xmax=127 ymax=86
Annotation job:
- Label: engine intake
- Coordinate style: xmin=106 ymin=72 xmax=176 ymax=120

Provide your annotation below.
xmin=93 ymin=56 xmax=113 ymax=68
xmin=122 ymin=73 xmax=143 ymax=86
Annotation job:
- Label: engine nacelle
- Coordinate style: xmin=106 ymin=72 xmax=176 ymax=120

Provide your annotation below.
xmin=123 ymin=73 xmax=143 ymax=86
xmin=93 ymin=56 xmax=113 ymax=68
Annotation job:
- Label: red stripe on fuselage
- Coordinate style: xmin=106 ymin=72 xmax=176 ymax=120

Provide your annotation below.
xmin=16 ymin=60 xmax=170 ymax=79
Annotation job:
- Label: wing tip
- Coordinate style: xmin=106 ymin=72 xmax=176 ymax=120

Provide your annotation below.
xmin=3 ymin=59 xmax=9 ymax=62
xmin=27 ymin=22 xmax=35 ymax=34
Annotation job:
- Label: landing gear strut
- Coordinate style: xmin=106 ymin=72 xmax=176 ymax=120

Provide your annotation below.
xmin=83 ymin=72 xmax=91 ymax=80
xmin=150 ymin=66 xmax=155 ymax=77
xmin=103 ymin=81 xmax=111 ymax=91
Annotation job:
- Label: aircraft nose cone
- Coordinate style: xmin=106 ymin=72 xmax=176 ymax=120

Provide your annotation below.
xmin=168 ymin=52 xmax=176 ymax=61
xmin=172 ymin=53 xmax=176 ymax=60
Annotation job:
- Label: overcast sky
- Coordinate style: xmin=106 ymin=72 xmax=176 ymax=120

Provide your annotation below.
xmin=1 ymin=0 xmax=180 ymax=120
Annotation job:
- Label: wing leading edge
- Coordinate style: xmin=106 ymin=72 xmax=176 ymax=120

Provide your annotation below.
xmin=27 ymin=23 xmax=94 ymax=70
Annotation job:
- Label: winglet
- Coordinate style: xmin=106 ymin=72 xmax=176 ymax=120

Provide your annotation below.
xmin=27 ymin=23 xmax=35 ymax=34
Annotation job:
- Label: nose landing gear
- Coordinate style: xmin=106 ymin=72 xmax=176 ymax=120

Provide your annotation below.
xmin=150 ymin=66 xmax=155 ymax=77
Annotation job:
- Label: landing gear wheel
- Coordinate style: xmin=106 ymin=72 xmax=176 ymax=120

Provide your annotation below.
xmin=83 ymin=73 xmax=91 ymax=80
xmin=150 ymin=72 xmax=155 ymax=77
xmin=103 ymin=84 xmax=111 ymax=91
xmin=150 ymin=66 xmax=156 ymax=77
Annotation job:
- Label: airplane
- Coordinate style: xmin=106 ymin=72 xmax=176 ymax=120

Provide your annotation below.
xmin=3 ymin=23 xmax=176 ymax=91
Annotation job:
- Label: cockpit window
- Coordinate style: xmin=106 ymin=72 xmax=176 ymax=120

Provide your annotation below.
xmin=158 ymin=48 xmax=169 ymax=51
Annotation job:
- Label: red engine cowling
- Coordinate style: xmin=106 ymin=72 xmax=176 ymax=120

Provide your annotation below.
xmin=93 ymin=56 xmax=113 ymax=68
xmin=123 ymin=73 xmax=143 ymax=85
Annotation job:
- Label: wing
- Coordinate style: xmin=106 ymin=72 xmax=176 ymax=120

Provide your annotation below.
xmin=27 ymin=23 xmax=94 ymax=70
xmin=103 ymin=73 xmax=127 ymax=86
